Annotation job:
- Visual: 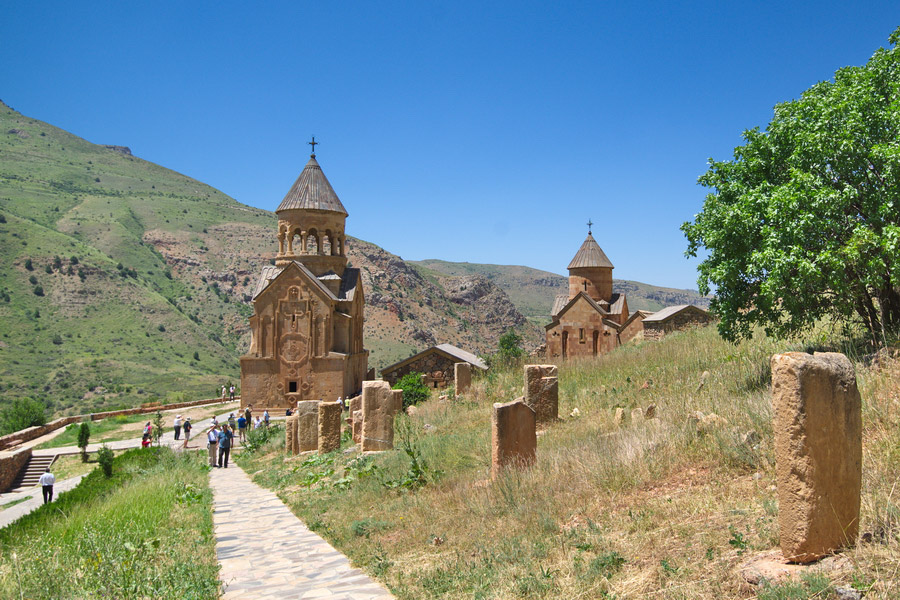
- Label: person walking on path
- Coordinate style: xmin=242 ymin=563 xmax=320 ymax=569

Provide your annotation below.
xmin=263 ymin=409 xmax=270 ymax=427
xmin=217 ymin=425 xmax=234 ymax=468
xmin=237 ymin=414 xmax=247 ymax=443
xmin=173 ymin=414 xmax=182 ymax=440
xmin=207 ymin=424 xmax=219 ymax=467
xmin=227 ymin=412 xmax=237 ymax=431
xmin=39 ymin=468 xmax=55 ymax=504
xmin=244 ymin=405 xmax=252 ymax=429
xmin=182 ymin=418 xmax=192 ymax=448
xmin=254 ymin=416 xmax=262 ymax=430
xmin=221 ymin=385 xmax=227 ymax=400
xmin=229 ymin=384 xmax=236 ymax=401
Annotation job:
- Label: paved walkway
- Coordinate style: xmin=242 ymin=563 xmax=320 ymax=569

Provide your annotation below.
xmin=0 ymin=473 xmax=87 ymax=529
xmin=210 ymin=463 xmax=393 ymax=599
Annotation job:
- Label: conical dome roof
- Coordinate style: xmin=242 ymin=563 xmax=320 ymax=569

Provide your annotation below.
xmin=276 ymin=155 xmax=348 ymax=215
xmin=567 ymin=233 xmax=614 ymax=270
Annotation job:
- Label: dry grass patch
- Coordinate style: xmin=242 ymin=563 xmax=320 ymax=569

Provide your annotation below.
xmin=238 ymin=326 xmax=900 ymax=599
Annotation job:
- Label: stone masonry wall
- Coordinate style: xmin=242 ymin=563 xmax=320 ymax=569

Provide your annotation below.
xmin=0 ymin=447 xmax=32 ymax=493
xmin=644 ymin=310 xmax=712 ymax=341
xmin=383 ymin=351 xmax=457 ymax=390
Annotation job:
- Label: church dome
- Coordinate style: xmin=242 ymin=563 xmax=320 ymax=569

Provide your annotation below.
xmin=567 ymin=233 xmax=614 ymax=270
xmin=276 ymin=155 xmax=348 ymax=216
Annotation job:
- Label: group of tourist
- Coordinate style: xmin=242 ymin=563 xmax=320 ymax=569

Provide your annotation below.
xmin=221 ymin=384 xmax=237 ymax=401
xmin=206 ymin=421 xmax=234 ymax=468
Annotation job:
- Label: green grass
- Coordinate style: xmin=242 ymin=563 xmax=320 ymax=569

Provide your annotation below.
xmin=0 ymin=447 xmax=219 ymax=599
xmin=237 ymin=324 xmax=900 ymax=599
xmin=35 ymin=414 xmax=147 ymax=449
xmin=0 ymin=497 xmax=28 ymax=510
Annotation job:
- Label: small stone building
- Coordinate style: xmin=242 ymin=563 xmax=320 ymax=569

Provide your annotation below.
xmin=381 ymin=343 xmax=487 ymax=389
xmin=545 ymin=230 xmax=645 ymax=358
xmin=240 ymin=151 xmax=368 ymax=410
xmin=641 ymin=304 xmax=713 ymax=340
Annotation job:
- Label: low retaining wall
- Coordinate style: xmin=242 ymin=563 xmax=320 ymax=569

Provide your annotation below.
xmin=0 ymin=396 xmax=240 ymax=451
xmin=0 ymin=447 xmax=32 ymax=493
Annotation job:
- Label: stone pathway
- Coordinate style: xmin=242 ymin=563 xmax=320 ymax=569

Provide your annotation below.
xmin=0 ymin=473 xmax=87 ymax=529
xmin=210 ymin=463 xmax=393 ymax=599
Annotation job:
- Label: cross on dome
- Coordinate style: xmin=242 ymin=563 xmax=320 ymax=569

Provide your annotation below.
xmin=308 ymin=135 xmax=318 ymax=156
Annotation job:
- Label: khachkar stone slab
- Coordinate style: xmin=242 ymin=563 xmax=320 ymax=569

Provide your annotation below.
xmin=296 ymin=400 xmax=320 ymax=452
xmin=361 ymin=381 xmax=401 ymax=451
xmin=285 ymin=414 xmax=297 ymax=454
xmin=771 ymin=352 xmax=862 ymax=563
xmin=524 ymin=364 xmax=558 ymax=424
xmin=455 ymin=362 xmax=472 ymax=395
xmin=352 ymin=410 xmax=363 ymax=444
xmin=491 ymin=399 xmax=536 ymax=480
xmin=318 ymin=401 xmax=342 ymax=454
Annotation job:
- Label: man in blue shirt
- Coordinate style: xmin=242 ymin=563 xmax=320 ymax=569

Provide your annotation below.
xmin=237 ymin=415 xmax=247 ymax=444
xmin=217 ymin=424 xmax=234 ymax=468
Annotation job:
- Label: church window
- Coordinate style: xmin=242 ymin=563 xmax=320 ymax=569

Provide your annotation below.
xmin=288 ymin=381 xmax=298 ymax=393
xmin=579 ymin=328 xmax=585 ymax=342
xmin=583 ymin=281 xmax=588 ymax=292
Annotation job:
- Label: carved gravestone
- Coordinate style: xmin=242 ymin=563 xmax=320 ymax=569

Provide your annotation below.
xmin=290 ymin=414 xmax=300 ymax=454
xmin=318 ymin=401 xmax=342 ymax=454
xmin=285 ymin=413 xmax=296 ymax=454
xmin=524 ymin=365 xmax=558 ymax=424
xmin=771 ymin=352 xmax=862 ymax=563
xmin=491 ymin=398 xmax=536 ymax=480
xmin=352 ymin=410 xmax=363 ymax=444
xmin=455 ymin=362 xmax=472 ymax=395
xmin=361 ymin=381 xmax=401 ymax=451
xmin=296 ymin=400 xmax=320 ymax=452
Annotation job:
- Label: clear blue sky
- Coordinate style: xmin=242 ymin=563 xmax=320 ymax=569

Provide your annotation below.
xmin=2 ymin=1 xmax=898 ymax=289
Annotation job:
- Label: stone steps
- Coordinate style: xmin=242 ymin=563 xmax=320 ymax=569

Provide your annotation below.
xmin=9 ymin=454 xmax=56 ymax=492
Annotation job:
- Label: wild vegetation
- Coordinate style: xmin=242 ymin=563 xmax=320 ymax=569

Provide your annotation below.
xmin=0 ymin=447 xmax=219 ymax=599
xmin=238 ymin=324 xmax=899 ymax=599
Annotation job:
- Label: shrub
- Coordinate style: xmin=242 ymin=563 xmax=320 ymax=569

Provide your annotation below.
xmin=158 ymin=324 xmax=166 ymax=332
xmin=97 ymin=444 xmax=114 ymax=477
xmin=393 ymin=372 xmax=430 ymax=409
xmin=244 ymin=423 xmax=282 ymax=453
xmin=52 ymin=334 xmax=63 ymax=345
xmin=33 ymin=285 xmax=44 ymax=296
xmin=24 ymin=258 xmax=33 ymax=270
xmin=28 ymin=274 xmax=37 ymax=285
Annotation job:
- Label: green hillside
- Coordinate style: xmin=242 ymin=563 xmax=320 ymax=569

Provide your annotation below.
xmin=0 ymin=100 xmax=272 ymax=414
xmin=410 ymin=259 xmax=710 ymax=323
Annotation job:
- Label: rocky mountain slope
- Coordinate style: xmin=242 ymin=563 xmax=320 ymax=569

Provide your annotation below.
xmin=0 ymin=101 xmax=536 ymax=415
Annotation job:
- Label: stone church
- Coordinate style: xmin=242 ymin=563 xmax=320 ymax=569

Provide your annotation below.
xmin=240 ymin=149 xmax=368 ymax=410
xmin=545 ymin=228 xmax=645 ymax=358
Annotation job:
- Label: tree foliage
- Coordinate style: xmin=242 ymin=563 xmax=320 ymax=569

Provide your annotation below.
xmin=683 ymin=28 xmax=900 ymax=343
xmin=393 ymin=372 xmax=430 ymax=409
xmin=78 ymin=421 xmax=91 ymax=462
xmin=496 ymin=329 xmax=525 ymax=364
xmin=0 ymin=397 xmax=47 ymax=436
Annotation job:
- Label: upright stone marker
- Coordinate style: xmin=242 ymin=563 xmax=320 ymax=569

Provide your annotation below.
xmin=318 ymin=401 xmax=342 ymax=454
xmin=290 ymin=414 xmax=300 ymax=454
xmin=352 ymin=410 xmax=363 ymax=444
xmin=455 ymin=362 xmax=472 ymax=395
xmin=491 ymin=399 xmax=536 ymax=480
xmin=771 ymin=352 xmax=862 ymax=563
xmin=361 ymin=381 xmax=401 ymax=451
xmin=524 ymin=364 xmax=559 ymax=424
xmin=285 ymin=413 xmax=296 ymax=454
xmin=296 ymin=400 xmax=320 ymax=452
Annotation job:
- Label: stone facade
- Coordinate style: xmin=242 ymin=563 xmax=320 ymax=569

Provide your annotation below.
xmin=491 ymin=399 xmax=536 ymax=479
xmin=241 ymin=153 xmax=368 ymax=411
xmin=524 ymin=365 xmax=559 ymax=424
xmin=318 ymin=401 xmax=342 ymax=454
xmin=361 ymin=381 xmax=401 ymax=451
xmin=771 ymin=352 xmax=862 ymax=563
xmin=381 ymin=344 xmax=487 ymax=390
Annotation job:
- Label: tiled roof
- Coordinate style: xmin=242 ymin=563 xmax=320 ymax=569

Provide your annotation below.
xmin=276 ymin=155 xmax=348 ymax=215
xmin=567 ymin=233 xmax=614 ymax=270
xmin=435 ymin=343 xmax=488 ymax=370
xmin=338 ymin=268 xmax=360 ymax=302
xmin=608 ymin=293 xmax=626 ymax=315
xmin=550 ymin=294 xmax=569 ymax=317
xmin=642 ymin=304 xmax=709 ymax=323
xmin=250 ymin=261 xmax=339 ymax=302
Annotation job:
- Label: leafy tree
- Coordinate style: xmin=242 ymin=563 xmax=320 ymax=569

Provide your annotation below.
xmin=393 ymin=372 xmax=430 ymax=409
xmin=0 ymin=397 xmax=47 ymax=436
xmin=497 ymin=329 xmax=525 ymax=363
xmin=683 ymin=28 xmax=900 ymax=343
xmin=77 ymin=421 xmax=91 ymax=462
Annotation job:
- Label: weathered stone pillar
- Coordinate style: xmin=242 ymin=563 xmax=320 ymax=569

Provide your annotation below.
xmin=491 ymin=399 xmax=536 ymax=480
xmin=524 ymin=364 xmax=558 ymax=424
xmin=318 ymin=401 xmax=342 ymax=454
xmin=295 ymin=400 xmax=320 ymax=452
xmin=455 ymin=362 xmax=472 ymax=395
xmin=290 ymin=414 xmax=300 ymax=454
xmin=771 ymin=352 xmax=862 ymax=563
xmin=285 ymin=414 xmax=296 ymax=454
xmin=352 ymin=410 xmax=363 ymax=444
xmin=361 ymin=380 xmax=401 ymax=451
